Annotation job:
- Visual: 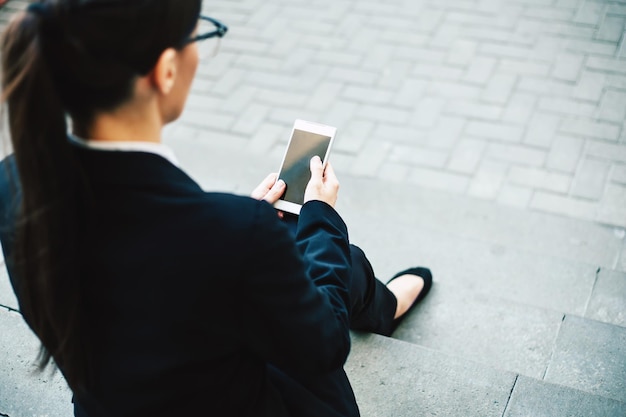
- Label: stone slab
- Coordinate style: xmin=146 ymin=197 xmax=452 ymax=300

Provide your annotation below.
xmin=346 ymin=332 xmax=516 ymax=417
xmin=586 ymin=269 xmax=626 ymax=327
xmin=0 ymin=309 xmax=73 ymax=417
xmin=391 ymin=282 xmax=564 ymax=379
xmin=344 ymin=211 xmax=598 ymax=317
xmin=544 ymin=315 xmax=626 ymax=403
xmin=504 ymin=375 xmax=626 ymax=417
xmin=336 ymin=177 xmax=622 ymax=271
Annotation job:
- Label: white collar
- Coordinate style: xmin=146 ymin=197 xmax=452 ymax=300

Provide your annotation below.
xmin=69 ymin=135 xmax=180 ymax=167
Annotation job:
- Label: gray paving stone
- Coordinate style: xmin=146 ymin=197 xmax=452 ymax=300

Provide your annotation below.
xmin=587 ymin=140 xmax=626 ymax=163
xmin=424 ymin=116 xmax=466 ymax=150
xmin=346 ymin=333 xmax=516 ymax=417
xmin=559 ymin=118 xmax=621 ymax=142
xmin=574 ymin=1 xmax=606 ymax=25
xmin=359 ymin=104 xmax=411 ymax=125
xmin=373 ymin=125 xmax=425 ymax=147
xmin=480 ymin=43 xmax=532 ymax=60
xmin=499 ymin=59 xmax=551 ymax=77
xmin=323 ymin=100 xmax=359 ymax=129
xmin=307 ymin=81 xmax=344 ymax=111
xmin=350 ymin=139 xmax=392 ymax=178
xmin=427 ymin=80 xmax=482 ymax=100
xmin=486 ymin=143 xmax=547 ymax=166
xmin=544 ymin=315 xmax=626 ymax=403
xmin=595 ymin=16 xmax=625 ymax=43
xmin=571 ymin=158 xmax=611 ymax=200
xmin=389 ymin=144 xmax=448 ymax=169
xmin=447 ymin=137 xmax=487 ymax=174
xmin=586 ymin=56 xmax=626 ymax=75
xmin=410 ymin=97 xmax=446 ymax=128
xmin=392 ymin=78 xmax=428 ymax=108
xmin=597 ymin=184 xmax=626 ymax=228
xmin=482 ymin=73 xmax=517 ymax=103
xmin=538 ymin=97 xmax=596 ymax=118
xmin=406 ymin=166 xmax=470 ymax=194
xmin=547 ymin=134 xmax=584 ymax=173
xmin=0 ymin=265 xmax=18 ymax=312
xmin=598 ymin=90 xmax=626 ymax=124
xmin=508 ymin=166 xmax=571 ymax=193
xmin=502 ymin=92 xmax=537 ymax=124
xmin=518 ymin=76 xmax=574 ymax=97
xmin=573 ymin=71 xmax=607 ymax=102
xmin=531 ymin=191 xmax=598 ymax=222
xmin=463 ymin=56 xmax=497 ymax=84
xmin=0 ymin=309 xmax=73 ymax=417
xmin=612 ymin=164 xmax=626 ymax=185
xmin=551 ymin=52 xmax=584 ymax=81
xmin=496 ymin=183 xmax=533 ymax=208
xmin=466 ymin=121 xmax=524 ymax=143
xmin=586 ymin=269 xmax=626 ymax=327
xmin=468 ymin=160 xmax=508 ymax=199
xmin=566 ymin=39 xmax=617 ymax=57
xmin=524 ymin=113 xmax=561 ymax=148
xmin=342 ymin=86 xmax=393 ymax=105
xmin=446 ymin=39 xmax=478 ymax=66
xmin=504 ymin=375 xmax=626 ymax=417
xmin=445 ymin=100 xmax=502 ymax=120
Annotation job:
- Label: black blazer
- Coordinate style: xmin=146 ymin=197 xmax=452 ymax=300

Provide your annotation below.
xmin=0 ymin=147 xmax=354 ymax=417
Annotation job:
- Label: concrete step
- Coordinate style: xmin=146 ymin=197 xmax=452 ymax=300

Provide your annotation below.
xmin=0 ymin=308 xmax=73 ymax=417
xmin=347 ymin=332 xmax=626 ymax=417
xmin=4 ymin=303 xmax=625 ymax=417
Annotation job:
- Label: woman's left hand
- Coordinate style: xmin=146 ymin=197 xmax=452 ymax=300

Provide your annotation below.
xmin=251 ymin=173 xmax=286 ymax=204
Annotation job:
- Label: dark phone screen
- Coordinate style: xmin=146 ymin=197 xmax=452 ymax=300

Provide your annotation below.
xmin=279 ymin=129 xmax=332 ymax=205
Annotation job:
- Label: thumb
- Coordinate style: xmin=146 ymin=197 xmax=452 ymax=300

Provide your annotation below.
xmin=309 ymin=156 xmax=323 ymax=180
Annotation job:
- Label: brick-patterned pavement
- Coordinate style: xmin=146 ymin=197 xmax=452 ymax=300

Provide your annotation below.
xmin=171 ymin=0 xmax=626 ymax=228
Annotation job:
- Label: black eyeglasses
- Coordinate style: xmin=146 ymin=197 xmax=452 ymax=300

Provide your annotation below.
xmin=184 ymin=15 xmax=228 ymax=45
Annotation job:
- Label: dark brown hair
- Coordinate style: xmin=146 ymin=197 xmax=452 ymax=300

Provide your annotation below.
xmin=1 ymin=0 xmax=201 ymax=391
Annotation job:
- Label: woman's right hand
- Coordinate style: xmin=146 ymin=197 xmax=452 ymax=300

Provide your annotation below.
xmin=304 ymin=156 xmax=339 ymax=208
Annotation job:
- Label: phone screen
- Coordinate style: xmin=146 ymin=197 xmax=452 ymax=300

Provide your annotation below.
xmin=279 ymin=129 xmax=332 ymax=205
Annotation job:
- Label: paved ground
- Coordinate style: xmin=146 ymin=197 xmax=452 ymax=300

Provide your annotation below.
xmin=176 ymin=0 xmax=626 ymax=229
xmin=1 ymin=0 xmax=625 ymax=416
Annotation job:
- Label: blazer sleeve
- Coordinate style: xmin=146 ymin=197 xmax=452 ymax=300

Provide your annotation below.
xmin=240 ymin=200 xmax=352 ymax=375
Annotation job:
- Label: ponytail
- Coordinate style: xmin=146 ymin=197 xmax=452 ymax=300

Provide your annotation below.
xmin=1 ymin=10 xmax=90 ymax=390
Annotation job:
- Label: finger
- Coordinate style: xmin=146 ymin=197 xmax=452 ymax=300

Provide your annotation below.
xmin=251 ymin=173 xmax=278 ymax=199
xmin=309 ymin=156 xmax=323 ymax=181
xmin=323 ymin=161 xmax=337 ymax=180
xmin=262 ymin=179 xmax=286 ymax=204
xmin=261 ymin=173 xmax=278 ymax=188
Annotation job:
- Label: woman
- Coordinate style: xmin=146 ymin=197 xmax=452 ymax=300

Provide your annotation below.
xmin=0 ymin=1 xmax=431 ymax=416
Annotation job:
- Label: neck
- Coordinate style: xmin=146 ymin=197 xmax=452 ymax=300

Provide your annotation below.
xmin=79 ymin=98 xmax=164 ymax=144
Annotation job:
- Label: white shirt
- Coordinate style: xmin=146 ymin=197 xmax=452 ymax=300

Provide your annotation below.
xmin=68 ymin=135 xmax=180 ymax=167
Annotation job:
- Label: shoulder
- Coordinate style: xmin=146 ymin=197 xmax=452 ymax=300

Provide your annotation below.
xmin=191 ymin=192 xmax=281 ymax=232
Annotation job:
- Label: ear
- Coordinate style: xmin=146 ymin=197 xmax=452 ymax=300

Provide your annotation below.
xmin=151 ymin=48 xmax=178 ymax=95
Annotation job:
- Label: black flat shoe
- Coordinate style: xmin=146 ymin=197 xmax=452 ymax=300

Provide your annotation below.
xmin=387 ymin=267 xmax=433 ymax=333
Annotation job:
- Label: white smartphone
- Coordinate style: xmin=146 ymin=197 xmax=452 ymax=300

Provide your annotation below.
xmin=274 ymin=119 xmax=337 ymax=215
